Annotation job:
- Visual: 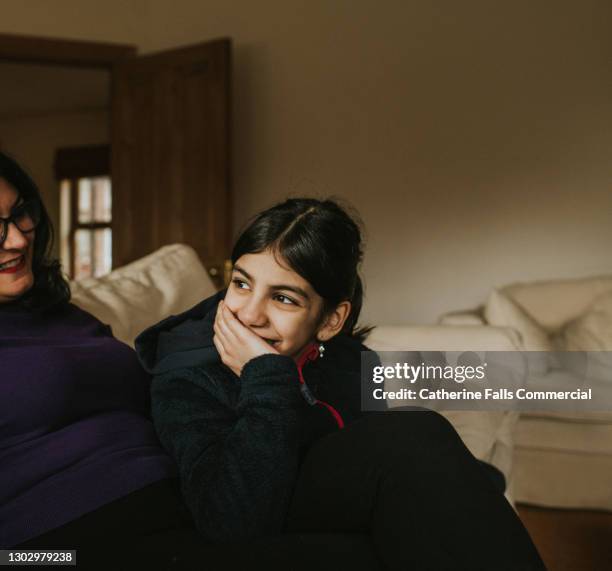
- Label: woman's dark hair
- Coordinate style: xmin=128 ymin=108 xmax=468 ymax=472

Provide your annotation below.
xmin=231 ymin=197 xmax=374 ymax=343
xmin=0 ymin=152 xmax=70 ymax=312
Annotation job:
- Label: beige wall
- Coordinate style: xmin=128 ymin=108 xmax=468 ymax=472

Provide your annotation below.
xmin=3 ymin=1 xmax=612 ymax=324
xmin=0 ymin=109 xmax=110 ymax=254
xmin=0 ymin=0 xmax=146 ymax=45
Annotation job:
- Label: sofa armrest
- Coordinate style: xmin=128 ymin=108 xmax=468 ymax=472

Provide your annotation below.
xmin=366 ymin=324 xmax=522 ymax=352
xmin=439 ymin=309 xmax=485 ymax=326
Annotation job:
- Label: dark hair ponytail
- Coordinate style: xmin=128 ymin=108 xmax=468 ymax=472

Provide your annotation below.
xmin=344 ymin=274 xmax=370 ymax=341
xmin=231 ymin=197 xmax=374 ymax=343
xmin=0 ymin=152 xmax=70 ymax=312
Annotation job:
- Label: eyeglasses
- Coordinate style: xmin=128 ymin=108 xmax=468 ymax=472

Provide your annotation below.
xmin=0 ymin=200 xmax=41 ymax=247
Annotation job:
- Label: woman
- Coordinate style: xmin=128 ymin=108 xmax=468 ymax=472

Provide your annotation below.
xmin=0 ymin=153 xmax=194 ymax=569
xmin=137 ymin=198 xmax=546 ymax=570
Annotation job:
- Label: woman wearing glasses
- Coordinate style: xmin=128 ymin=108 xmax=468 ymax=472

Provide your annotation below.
xmin=0 ymin=153 xmax=191 ymax=568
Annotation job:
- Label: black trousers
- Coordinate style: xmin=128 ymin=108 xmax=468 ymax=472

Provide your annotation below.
xmin=285 ymin=412 xmax=544 ymax=570
xmin=19 ymin=411 xmax=545 ymax=570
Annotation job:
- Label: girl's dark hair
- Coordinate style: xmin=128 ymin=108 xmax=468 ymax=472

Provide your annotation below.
xmin=0 ymin=152 xmax=70 ymax=312
xmin=231 ymin=197 xmax=374 ymax=343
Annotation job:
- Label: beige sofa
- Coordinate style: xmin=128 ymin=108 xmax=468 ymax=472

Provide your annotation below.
xmin=441 ymin=275 xmax=612 ymax=511
xmin=69 ymin=244 xmax=519 ymax=505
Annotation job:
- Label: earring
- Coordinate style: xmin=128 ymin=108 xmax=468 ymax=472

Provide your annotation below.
xmin=318 ymin=342 xmax=325 ymax=358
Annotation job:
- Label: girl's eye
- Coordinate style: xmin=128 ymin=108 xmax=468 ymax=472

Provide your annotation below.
xmin=275 ymin=294 xmax=296 ymax=306
xmin=231 ymin=278 xmax=296 ymax=305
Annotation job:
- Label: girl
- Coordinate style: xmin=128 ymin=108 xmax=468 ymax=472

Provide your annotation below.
xmin=137 ymin=198 xmax=545 ymax=570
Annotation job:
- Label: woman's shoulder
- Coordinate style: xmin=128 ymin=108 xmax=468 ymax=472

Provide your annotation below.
xmin=50 ymin=302 xmax=114 ymax=337
xmin=0 ymin=301 xmax=117 ymax=345
xmin=0 ymin=300 xmax=106 ymax=328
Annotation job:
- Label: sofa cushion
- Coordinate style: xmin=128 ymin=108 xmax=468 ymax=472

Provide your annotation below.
xmin=514 ymin=447 xmax=612 ymax=510
xmin=502 ymin=275 xmax=612 ymax=332
xmin=516 ymin=413 xmax=612 ymax=455
xmin=514 ymin=412 xmax=612 ymax=510
xmin=484 ymin=289 xmax=553 ymax=374
xmin=562 ymin=290 xmax=612 ymax=351
xmin=485 ymin=290 xmax=553 ymax=351
xmin=70 ymin=244 xmax=217 ymax=347
xmin=549 ymin=291 xmax=612 ymax=383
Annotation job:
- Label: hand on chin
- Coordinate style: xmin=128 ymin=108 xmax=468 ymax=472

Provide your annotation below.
xmin=213 ymin=300 xmax=279 ymax=377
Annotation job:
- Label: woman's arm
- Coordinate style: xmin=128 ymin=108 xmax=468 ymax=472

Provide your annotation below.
xmin=151 ymin=353 xmax=303 ymax=542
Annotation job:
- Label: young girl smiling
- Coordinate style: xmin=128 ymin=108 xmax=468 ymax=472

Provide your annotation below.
xmin=138 ymin=197 xmax=545 ymax=570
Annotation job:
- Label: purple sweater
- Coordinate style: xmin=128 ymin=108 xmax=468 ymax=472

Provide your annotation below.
xmin=0 ymin=302 xmax=176 ymax=547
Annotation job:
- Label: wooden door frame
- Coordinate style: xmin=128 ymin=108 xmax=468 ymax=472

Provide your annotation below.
xmin=0 ymin=32 xmax=135 ymax=277
xmin=0 ymin=32 xmax=136 ymax=67
xmin=0 ymin=33 xmax=232 ymax=285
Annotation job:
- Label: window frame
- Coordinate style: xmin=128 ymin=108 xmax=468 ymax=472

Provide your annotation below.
xmin=54 ymin=145 xmax=112 ymax=279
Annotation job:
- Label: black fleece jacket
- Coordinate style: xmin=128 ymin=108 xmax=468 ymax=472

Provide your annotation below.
xmin=135 ymin=289 xmax=370 ymax=542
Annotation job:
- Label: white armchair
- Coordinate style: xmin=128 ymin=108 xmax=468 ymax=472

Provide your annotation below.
xmin=439 ymin=275 xmax=612 ymax=511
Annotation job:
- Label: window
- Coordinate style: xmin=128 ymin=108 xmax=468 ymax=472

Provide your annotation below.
xmin=55 ymin=145 xmax=112 ymax=280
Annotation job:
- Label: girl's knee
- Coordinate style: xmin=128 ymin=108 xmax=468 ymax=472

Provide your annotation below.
xmin=354 ymin=409 xmax=457 ymax=439
xmin=341 ymin=410 xmax=464 ymax=463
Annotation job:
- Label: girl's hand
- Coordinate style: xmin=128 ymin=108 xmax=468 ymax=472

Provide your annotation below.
xmin=213 ymin=300 xmax=279 ymax=377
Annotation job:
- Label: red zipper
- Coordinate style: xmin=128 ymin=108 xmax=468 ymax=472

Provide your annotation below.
xmin=294 ymin=342 xmax=345 ymax=429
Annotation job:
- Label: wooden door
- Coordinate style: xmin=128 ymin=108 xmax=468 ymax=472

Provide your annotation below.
xmin=111 ymin=38 xmax=231 ymax=286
